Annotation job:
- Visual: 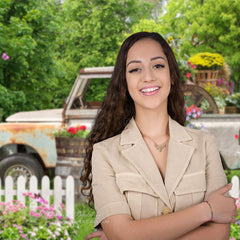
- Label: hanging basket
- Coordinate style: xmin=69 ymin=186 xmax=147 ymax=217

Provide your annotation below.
xmin=195 ymin=70 xmax=219 ymax=86
xmin=55 ymin=137 xmax=87 ymax=158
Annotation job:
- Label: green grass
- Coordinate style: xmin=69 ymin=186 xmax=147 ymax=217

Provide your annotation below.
xmin=73 ymin=203 xmax=97 ymax=240
xmin=226 ymin=169 xmax=240 ymax=183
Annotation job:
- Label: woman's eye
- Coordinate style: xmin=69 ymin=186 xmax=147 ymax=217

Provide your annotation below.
xmin=154 ymin=64 xmax=164 ymax=69
xmin=128 ymin=68 xmax=140 ymax=73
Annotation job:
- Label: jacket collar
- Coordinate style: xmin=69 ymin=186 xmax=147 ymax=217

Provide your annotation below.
xmin=120 ymin=117 xmax=195 ymax=209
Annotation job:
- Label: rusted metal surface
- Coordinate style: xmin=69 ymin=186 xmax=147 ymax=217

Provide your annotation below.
xmin=0 ymin=123 xmax=60 ymax=167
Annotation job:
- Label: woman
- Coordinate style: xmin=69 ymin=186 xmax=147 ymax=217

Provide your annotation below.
xmin=81 ymin=32 xmax=237 ymax=240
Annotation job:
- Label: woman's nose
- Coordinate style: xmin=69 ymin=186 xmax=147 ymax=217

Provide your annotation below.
xmin=143 ymin=68 xmax=155 ymax=82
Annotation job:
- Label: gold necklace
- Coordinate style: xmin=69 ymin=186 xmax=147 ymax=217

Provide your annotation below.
xmin=144 ymin=136 xmax=169 ymax=152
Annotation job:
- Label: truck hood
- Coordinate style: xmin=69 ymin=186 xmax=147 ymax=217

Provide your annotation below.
xmin=6 ymin=109 xmax=63 ymax=123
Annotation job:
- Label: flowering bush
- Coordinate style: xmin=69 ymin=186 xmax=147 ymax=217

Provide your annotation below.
xmin=166 ymin=34 xmax=196 ymax=83
xmin=230 ymin=197 xmax=240 ymax=240
xmin=0 ymin=192 xmax=78 ymax=239
xmin=53 ymin=125 xmax=90 ymax=138
xmin=203 ymin=83 xmax=229 ymax=99
xmin=188 ymin=52 xmax=224 ymax=70
xmin=184 ymin=102 xmax=203 ymax=129
xmin=217 ymin=78 xmax=234 ymax=95
xmin=203 ymin=83 xmax=229 ymax=109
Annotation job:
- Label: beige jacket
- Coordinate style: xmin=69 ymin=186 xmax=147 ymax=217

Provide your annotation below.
xmin=92 ymin=117 xmax=227 ymax=227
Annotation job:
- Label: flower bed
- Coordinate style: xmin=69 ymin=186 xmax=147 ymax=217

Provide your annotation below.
xmin=0 ymin=193 xmax=78 ymax=239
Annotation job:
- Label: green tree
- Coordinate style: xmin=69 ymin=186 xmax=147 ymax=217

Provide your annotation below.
xmin=161 ymin=0 xmax=240 ymax=89
xmin=0 ymin=0 xmax=61 ymax=120
xmin=130 ymin=0 xmax=240 ymax=90
xmin=55 ymin=0 xmax=153 ymax=103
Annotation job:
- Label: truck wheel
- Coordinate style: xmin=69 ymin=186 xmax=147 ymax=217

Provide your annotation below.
xmin=0 ymin=153 xmax=44 ymax=186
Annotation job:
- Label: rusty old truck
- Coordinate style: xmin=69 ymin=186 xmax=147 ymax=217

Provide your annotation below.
xmin=0 ymin=66 xmax=239 ymax=184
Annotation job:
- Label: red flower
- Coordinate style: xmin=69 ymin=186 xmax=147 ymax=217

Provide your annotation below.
xmin=67 ymin=127 xmax=77 ymax=134
xmin=186 ymin=72 xmax=191 ymax=78
xmin=188 ymin=61 xmax=191 ymax=65
xmin=79 ymin=125 xmax=86 ymax=131
xmin=235 ymin=134 xmax=239 ymax=139
xmin=192 ymin=64 xmax=196 ymax=69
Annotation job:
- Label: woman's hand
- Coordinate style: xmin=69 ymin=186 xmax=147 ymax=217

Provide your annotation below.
xmin=85 ymin=229 xmax=108 ymax=240
xmin=206 ymin=183 xmax=238 ymax=223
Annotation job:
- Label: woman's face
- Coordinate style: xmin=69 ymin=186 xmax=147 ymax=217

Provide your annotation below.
xmin=126 ymin=38 xmax=171 ymax=114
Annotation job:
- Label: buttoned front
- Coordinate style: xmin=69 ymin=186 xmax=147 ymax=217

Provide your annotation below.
xmin=92 ymin=117 xmax=227 ymax=228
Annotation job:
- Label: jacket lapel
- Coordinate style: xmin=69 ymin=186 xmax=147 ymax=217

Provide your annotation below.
xmin=120 ymin=118 xmax=195 ymax=209
xmin=120 ymin=119 xmax=171 ymax=208
xmin=165 ymin=118 xmax=195 ymax=199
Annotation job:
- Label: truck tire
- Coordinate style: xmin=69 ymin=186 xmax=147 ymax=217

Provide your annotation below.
xmin=0 ymin=153 xmax=44 ymax=186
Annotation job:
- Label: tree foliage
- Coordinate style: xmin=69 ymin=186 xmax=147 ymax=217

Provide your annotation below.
xmin=130 ymin=0 xmax=240 ymax=90
xmin=0 ymin=0 xmax=61 ymax=120
xmin=55 ymin=0 xmax=153 ymax=103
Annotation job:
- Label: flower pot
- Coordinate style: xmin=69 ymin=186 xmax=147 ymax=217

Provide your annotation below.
xmin=225 ymin=106 xmax=237 ymax=114
xmin=218 ymin=107 xmax=225 ymax=114
xmin=55 ymin=137 xmax=87 ymax=158
xmin=196 ymin=70 xmax=219 ymax=86
xmin=54 ymin=137 xmax=88 ymax=201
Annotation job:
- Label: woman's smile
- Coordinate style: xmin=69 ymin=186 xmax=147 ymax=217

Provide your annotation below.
xmin=140 ymin=85 xmax=161 ymax=96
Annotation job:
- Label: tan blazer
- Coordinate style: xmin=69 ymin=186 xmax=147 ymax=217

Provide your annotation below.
xmin=92 ymin=117 xmax=227 ymax=227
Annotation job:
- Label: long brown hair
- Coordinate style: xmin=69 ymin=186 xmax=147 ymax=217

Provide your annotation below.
xmin=81 ymin=32 xmax=186 ymax=204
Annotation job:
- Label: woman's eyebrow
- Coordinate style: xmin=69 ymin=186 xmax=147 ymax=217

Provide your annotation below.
xmin=127 ymin=56 xmax=166 ymax=66
xmin=151 ymin=56 xmax=166 ymax=61
xmin=126 ymin=60 xmax=141 ymax=66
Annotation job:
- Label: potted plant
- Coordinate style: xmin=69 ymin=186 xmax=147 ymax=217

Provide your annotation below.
xmin=188 ymin=52 xmax=224 ymax=86
xmin=53 ymin=125 xmax=90 ymax=200
xmin=203 ymin=83 xmax=228 ymax=114
xmin=225 ymin=93 xmax=240 ymax=113
xmin=54 ymin=125 xmax=90 ymax=201
xmin=53 ymin=125 xmax=90 ymax=158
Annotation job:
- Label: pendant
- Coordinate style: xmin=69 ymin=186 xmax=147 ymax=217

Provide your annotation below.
xmin=154 ymin=142 xmax=167 ymax=152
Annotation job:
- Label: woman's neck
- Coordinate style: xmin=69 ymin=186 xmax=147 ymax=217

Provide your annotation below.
xmin=135 ymin=109 xmax=169 ymax=140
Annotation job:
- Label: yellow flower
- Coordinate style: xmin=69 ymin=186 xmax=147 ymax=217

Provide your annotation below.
xmin=189 ymin=52 xmax=224 ymax=70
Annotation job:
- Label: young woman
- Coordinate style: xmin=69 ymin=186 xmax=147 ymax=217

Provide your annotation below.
xmin=81 ymin=32 xmax=237 ymax=240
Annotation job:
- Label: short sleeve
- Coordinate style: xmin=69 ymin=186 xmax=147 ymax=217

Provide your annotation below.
xmin=204 ymin=133 xmax=227 ymax=199
xmin=92 ymin=143 xmax=131 ymax=228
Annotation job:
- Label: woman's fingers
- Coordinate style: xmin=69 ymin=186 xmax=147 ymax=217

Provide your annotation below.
xmin=216 ymin=183 xmax=232 ymax=195
xmin=85 ymin=230 xmax=104 ymax=240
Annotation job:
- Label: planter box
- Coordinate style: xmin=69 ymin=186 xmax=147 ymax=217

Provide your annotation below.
xmin=225 ymin=106 xmax=237 ymax=114
xmin=55 ymin=137 xmax=87 ymax=158
xmin=196 ymin=70 xmax=219 ymax=86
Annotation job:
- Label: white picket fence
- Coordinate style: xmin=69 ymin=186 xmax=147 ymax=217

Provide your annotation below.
xmin=0 ymin=175 xmax=75 ymax=219
xmin=230 ymin=175 xmax=240 ymax=198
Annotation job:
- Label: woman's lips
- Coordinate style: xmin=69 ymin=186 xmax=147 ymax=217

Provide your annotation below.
xmin=140 ymin=86 xmax=160 ymax=96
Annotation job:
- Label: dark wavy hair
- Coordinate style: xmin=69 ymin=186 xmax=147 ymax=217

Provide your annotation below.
xmin=81 ymin=32 xmax=186 ymax=204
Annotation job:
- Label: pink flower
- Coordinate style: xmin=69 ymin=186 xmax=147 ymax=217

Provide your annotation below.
xmin=1 ymin=52 xmax=10 ymax=61
xmin=191 ymin=64 xmax=196 ymax=69
xmin=186 ymin=72 xmax=191 ymax=78
xmin=235 ymin=134 xmax=239 ymax=139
